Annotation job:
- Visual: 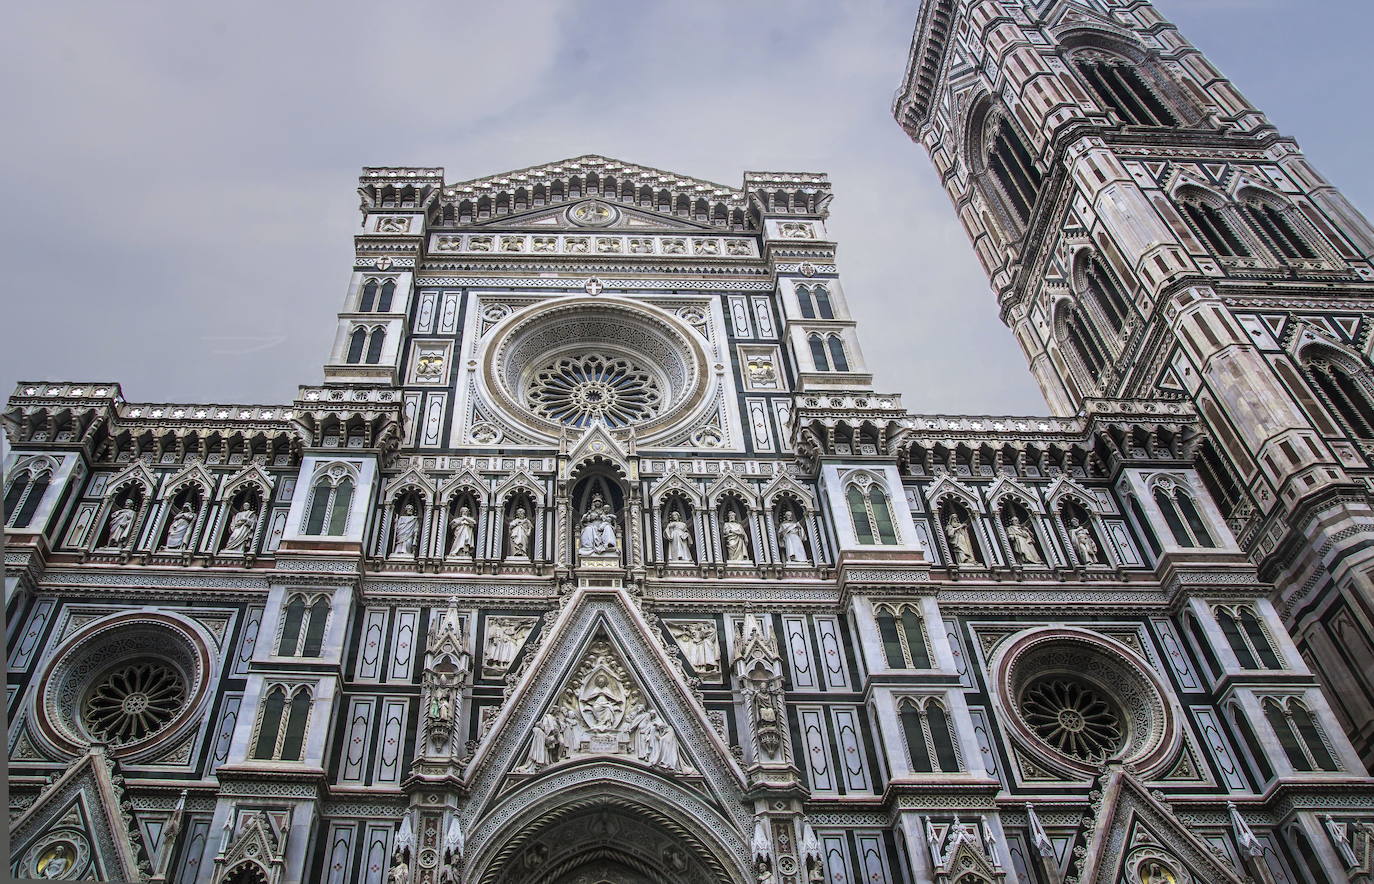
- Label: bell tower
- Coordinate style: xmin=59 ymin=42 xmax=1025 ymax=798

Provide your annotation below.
xmin=895 ymin=0 xmax=1374 ymax=768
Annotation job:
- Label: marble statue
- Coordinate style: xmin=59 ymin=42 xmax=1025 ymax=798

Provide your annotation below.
xmin=392 ymin=503 xmax=419 ymax=556
xmin=163 ymin=503 xmax=195 ymax=551
xmin=507 ymin=507 xmax=533 ymax=558
xmin=449 ymin=505 xmax=476 ymax=557
xmin=667 ymin=621 xmax=720 ymax=675
xmin=1069 ymin=518 xmax=1100 ymax=565
xmin=222 ymin=501 xmax=256 ymax=553
xmin=777 ymin=510 xmax=808 ymax=563
xmin=944 ymin=511 xmax=978 ymax=565
xmin=723 ymin=511 xmax=751 ymax=563
xmin=1005 ymin=515 xmax=1042 ymax=565
xmin=483 ymin=618 xmax=528 ymax=673
xmin=104 ymin=500 xmax=136 ymax=547
xmin=387 ymin=855 xmax=409 ymax=884
xmin=578 ymin=493 xmax=619 ymax=555
xmin=663 ymin=510 xmax=693 ymax=563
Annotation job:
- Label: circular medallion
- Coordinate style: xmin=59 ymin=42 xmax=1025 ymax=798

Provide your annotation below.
xmin=567 ymin=200 xmax=619 ymax=227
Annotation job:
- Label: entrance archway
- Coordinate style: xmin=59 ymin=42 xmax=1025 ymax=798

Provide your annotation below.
xmin=468 ymin=763 xmax=750 ymax=884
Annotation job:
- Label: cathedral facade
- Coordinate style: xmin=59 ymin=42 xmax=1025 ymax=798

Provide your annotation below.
xmin=5 ymin=5 xmax=1374 ymax=884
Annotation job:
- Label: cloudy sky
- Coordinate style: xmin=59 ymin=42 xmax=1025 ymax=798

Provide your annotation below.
xmin=3 ymin=0 xmax=1372 ymax=419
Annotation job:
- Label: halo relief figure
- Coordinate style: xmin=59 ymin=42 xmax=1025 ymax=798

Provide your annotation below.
xmin=1005 ymin=514 xmax=1042 ymax=565
xmin=944 ymin=510 xmax=978 ymax=565
xmin=1069 ymin=517 xmax=1100 ymax=565
xmin=104 ymin=499 xmax=137 ymax=548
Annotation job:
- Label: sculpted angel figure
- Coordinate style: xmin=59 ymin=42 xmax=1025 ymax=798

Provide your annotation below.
xmin=944 ymin=511 xmax=978 ymax=565
xmin=449 ymin=505 xmax=476 ymax=557
xmin=106 ymin=499 xmax=138 ymax=547
xmin=163 ymin=503 xmax=196 ymax=551
xmin=1005 ymin=515 xmax=1042 ymax=565
xmin=722 ymin=511 xmax=751 ymax=563
xmin=1069 ymin=518 xmax=1100 ymax=565
xmin=663 ymin=510 xmax=693 ymax=563
xmin=777 ymin=510 xmax=808 ymax=563
xmin=392 ymin=503 xmax=420 ymax=557
xmin=507 ymin=507 xmax=533 ymax=558
xmin=222 ymin=501 xmax=256 ymax=553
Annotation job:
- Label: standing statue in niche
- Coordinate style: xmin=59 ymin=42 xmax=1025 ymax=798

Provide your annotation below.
xmin=777 ymin=510 xmax=809 ymax=563
xmin=723 ymin=511 xmax=752 ymax=563
xmin=663 ymin=510 xmax=694 ymax=563
xmin=944 ymin=511 xmax=978 ymax=565
xmin=449 ymin=505 xmax=476 ymax=558
xmin=392 ymin=503 xmax=420 ymax=557
xmin=222 ymin=501 xmax=257 ymax=553
xmin=507 ymin=507 xmax=533 ymax=558
xmin=578 ymin=493 xmax=619 ymax=556
xmin=1005 ymin=515 xmax=1043 ymax=565
xmin=104 ymin=499 xmax=137 ymax=547
xmin=1069 ymin=518 xmax=1101 ymax=565
xmin=163 ymin=503 xmax=196 ymax=551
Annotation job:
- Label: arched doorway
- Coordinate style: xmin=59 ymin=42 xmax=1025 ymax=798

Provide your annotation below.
xmin=469 ymin=765 xmax=750 ymax=884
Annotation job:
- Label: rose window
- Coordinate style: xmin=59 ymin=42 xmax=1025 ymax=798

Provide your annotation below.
xmin=527 ymin=352 xmax=663 ymax=428
xmin=1019 ymin=675 xmax=1124 ymax=761
xmin=82 ymin=660 xmax=186 ymax=744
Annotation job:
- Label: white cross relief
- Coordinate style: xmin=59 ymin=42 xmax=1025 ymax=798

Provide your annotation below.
xmin=585 ymin=277 xmax=605 ymax=296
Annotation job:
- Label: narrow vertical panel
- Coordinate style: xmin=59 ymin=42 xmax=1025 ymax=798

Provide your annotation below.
xmin=265 ymin=509 xmax=288 ymax=552
xmin=773 ymin=400 xmax=793 ymax=451
xmin=420 ymin=395 xmax=446 ymax=447
xmin=728 ymin=296 xmax=753 ymax=337
xmin=211 ymin=695 xmax=241 ymax=773
xmin=339 ymin=697 xmax=375 ymax=784
xmin=324 ymin=821 xmax=356 ymax=884
xmin=944 ymin=619 xmax=976 ymax=688
xmin=820 ymin=832 xmax=854 ymax=883
xmin=62 ymin=502 xmax=97 ymax=548
xmin=1152 ymin=617 xmax=1200 ymax=690
xmin=855 ymin=832 xmax=892 ymax=884
xmin=1106 ymin=520 xmax=1142 ymax=565
xmin=387 ymin=609 xmax=418 ymax=682
xmin=173 ymin=818 xmax=211 ymax=884
xmin=814 ymin=616 xmax=850 ymax=691
xmin=966 ymin=706 xmax=1002 ymax=784
xmin=438 ymin=292 xmax=459 ymax=334
xmin=783 ymin=616 xmax=817 ymax=690
xmin=752 ymin=296 xmax=776 ymax=337
xmin=233 ymin=606 xmax=263 ymax=675
xmin=402 ymin=393 xmax=422 ymax=447
xmin=361 ymin=823 xmax=394 ymax=884
xmin=798 ymin=706 xmax=837 ymax=794
xmin=747 ymin=398 xmax=774 ymax=451
xmin=140 ymin=819 xmax=164 ymax=861
xmin=1193 ymin=707 xmax=1248 ymax=792
xmin=830 ymin=707 xmax=871 ymax=793
xmin=415 ymin=292 xmax=437 ymax=333
xmin=355 ymin=608 xmax=388 ymax=682
xmin=373 ymin=698 xmax=408 ymax=785
xmin=8 ymin=598 xmax=54 ymax=671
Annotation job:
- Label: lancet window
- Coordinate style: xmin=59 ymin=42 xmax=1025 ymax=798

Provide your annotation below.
xmin=898 ymin=697 xmax=961 ymax=773
xmin=1301 ymin=351 xmax=1374 ymax=439
xmin=809 ymin=333 xmax=849 ymax=372
xmin=1215 ymin=605 xmax=1281 ymax=670
xmin=797 ymin=285 xmax=835 ymax=320
xmin=4 ymin=461 xmax=51 ymax=529
xmin=1081 ymin=256 xmax=1131 ymax=336
xmin=1262 ymin=697 xmax=1339 ymax=772
xmin=1242 ymin=198 xmax=1318 ymax=260
xmin=252 ymin=684 xmax=312 ymax=761
xmin=877 ymin=604 xmax=931 ymax=669
xmin=1074 ymin=54 xmax=1179 ymax=127
xmin=846 ymin=478 xmax=898 ymax=545
xmin=303 ymin=471 xmax=354 ymax=536
xmin=277 ymin=592 xmax=330 ymax=657
xmin=986 ymin=118 xmax=1043 ymax=225
xmin=1151 ymin=481 xmax=1215 ymax=548
xmin=1178 ymin=196 xmax=1251 ymax=258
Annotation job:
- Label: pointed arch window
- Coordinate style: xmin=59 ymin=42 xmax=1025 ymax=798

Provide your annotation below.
xmin=1263 ymin=697 xmax=1338 ymax=772
xmin=1128 ymin=495 xmax=1162 ymax=560
xmin=987 ymin=119 xmax=1043 ymax=224
xmin=1083 ymin=257 xmax=1130 ymax=335
xmin=813 ymin=286 xmax=834 ymax=319
xmin=1179 ymin=198 xmax=1250 ymax=258
xmin=277 ymin=593 xmax=331 ymax=657
xmin=346 ymin=327 xmax=368 ymax=364
xmin=1243 ymin=200 xmax=1318 ymax=260
xmin=1075 ymin=57 xmax=1179 ymax=127
xmin=252 ymin=684 xmax=312 ymax=761
xmin=377 ymin=279 xmax=396 ymax=312
xmin=1230 ymin=704 xmax=1274 ymax=784
xmin=877 ymin=604 xmax=931 ymax=669
xmin=365 ymin=328 xmax=385 ymax=364
xmin=359 ymin=279 xmax=378 ymax=312
xmin=1302 ymin=353 xmax=1374 ymax=439
xmin=847 ymin=480 xmax=898 ymax=545
xmin=798 ymin=286 xmax=817 ymax=319
xmin=809 ymin=334 xmax=830 ymax=371
xmin=899 ymin=698 xmax=961 ymax=773
xmin=4 ymin=466 xmax=50 ymax=529
xmin=304 ymin=473 xmax=354 ymax=536
xmin=1061 ymin=304 xmax=1108 ymax=387
xmin=1151 ymin=481 xmax=1215 ymax=548
xmin=1215 ymin=605 xmax=1281 ymax=670
xmin=827 ymin=335 xmax=850 ymax=372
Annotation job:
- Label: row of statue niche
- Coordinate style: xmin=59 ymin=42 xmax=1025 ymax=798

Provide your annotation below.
xmin=663 ymin=508 xmax=810 ymax=565
xmin=527 ymin=701 xmax=683 ymax=772
xmin=100 ymin=497 xmax=258 ymax=554
xmin=943 ymin=508 xmax=1100 ymax=566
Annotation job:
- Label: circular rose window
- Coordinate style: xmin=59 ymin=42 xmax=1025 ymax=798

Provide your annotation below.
xmin=482 ymin=297 xmax=711 ymax=442
xmin=992 ymin=628 xmax=1179 ymax=777
xmin=83 ymin=660 xmax=187 ymax=744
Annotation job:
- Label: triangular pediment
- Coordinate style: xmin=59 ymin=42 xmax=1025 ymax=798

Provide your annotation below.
xmin=460 ymin=588 xmax=748 ymax=835
xmin=468 ymin=200 xmax=718 ymax=233
xmin=9 ymin=747 xmax=150 ymax=881
xmin=1076 ymin=766 xmax=1245 ymax=884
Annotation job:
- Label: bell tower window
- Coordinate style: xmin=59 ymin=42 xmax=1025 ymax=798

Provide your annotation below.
xmin=1179 ymin=199 xmax=1250 ymax=258
xmin=1075 ymin=57 xmax=1179 ymax=127
xmin=987 ymin=119 xmax=1043 ymax=225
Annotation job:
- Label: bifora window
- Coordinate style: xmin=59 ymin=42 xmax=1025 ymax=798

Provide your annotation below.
xmin=526 ymin=351 xmax=664 ymax=429
xmin=847 ymin=479 xmax=898 ymax=544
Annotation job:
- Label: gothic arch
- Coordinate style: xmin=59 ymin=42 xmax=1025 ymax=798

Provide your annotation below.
xmin=1056 ymin=27 xmax=1196 ymax=127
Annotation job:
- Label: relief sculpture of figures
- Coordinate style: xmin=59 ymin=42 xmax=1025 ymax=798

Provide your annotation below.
xmin=391 ymin=503 xmax=419 ymax=557
xmin=577 ymin=493 xmax=619 ymax=556
xmin=1069 ymin=518 xmax=1100 ymax=565
xmin=103 ymin=499 xmax=137 ymax=548
xmin=449 ymin=505 xmax=476 ymax=558
xmin=944 ymin=511 xmax=978 ymax=565
xmin=722 ymin=510 xmax=751 ymax=563
xmin=483 ymin=617 xmax=530 ymax=674
xmin=1005 ymin=515 xmax=1042 ymax=565
xmin=777 ymin=510 xmax=808 ymax=563
xmin=163 ymin=503 xmax=195 ymax=551
xmin=507 ymin=507 xmax=533 ymax=558
xmin=221 ymin=501 xmax=256 ymax=553
xmin=667 ymin=621 xmax=720 ymax=676
xmin=663 ymin=509 xmax=693 ymax=563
